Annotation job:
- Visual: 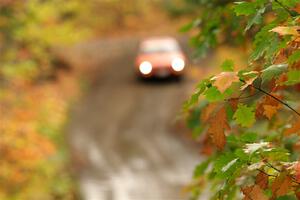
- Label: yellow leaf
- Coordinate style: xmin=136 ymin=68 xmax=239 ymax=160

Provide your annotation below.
xmin=270 ymin=26 xmax=300 ymax=36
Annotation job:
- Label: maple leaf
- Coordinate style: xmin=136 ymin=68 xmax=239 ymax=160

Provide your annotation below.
xmin=255 ymin=171 xmax=269 ymax=190
xmin=211 ymin=72 xmax=240 ymax=93
xmin=263 ymin=105 xmax=280 ymax=119
xmin=240 ymin=71 xmax=259 ymax=90
xmin=201 ymin=103 xmax=217 ymax=122
xmin=284 ymin=118 xmax=300 ymax=136
xmin=234 ymin=104 xmax=256 ymax=127
xmin=271 ymin=172 xmax=292 ymax=198
xmin=256 ymin=95 xmax=281 ymax=119
xmin=270 ymin=26 xmax=300 ymax=36
xmin=294 ymin=161 xmax=300 ymax=182
xmin=207 ymin=107 xmax=230 ymax=150
xmin=242 ymin=185 xmax=268 ymax=200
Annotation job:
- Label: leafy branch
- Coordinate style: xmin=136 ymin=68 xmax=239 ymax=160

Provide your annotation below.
xmin=240 ymin=79 xmax=300 ymax=117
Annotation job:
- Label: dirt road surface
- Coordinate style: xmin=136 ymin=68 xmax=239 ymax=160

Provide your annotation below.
xmin=67 ymin=37 xmax=202 ymax=200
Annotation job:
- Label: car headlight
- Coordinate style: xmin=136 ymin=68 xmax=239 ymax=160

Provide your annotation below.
xmin=171 ymin=58 xmax=185 ymax=72
xmin=139 ymin=61 xmax=152 ymax=75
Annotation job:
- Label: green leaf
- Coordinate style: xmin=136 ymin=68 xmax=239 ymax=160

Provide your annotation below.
xmin=203 ymin=86 xmax=223 ymax=102
xmin=234 ymin=2 xmax=256 ymax=16
xmin=221 ymin=59 xmax=234 ymax=71
xmin=233 ymin=104 xmax=256 ymax=127
xmin=249 ymin=23 xmax=278 ymax=61
xmin=241 ymin=132 xmax=258 ymax=143
xmin=180 ymin=18 xmax=201 ymax=32
xmin=194 ymin=159 xmax=211 ymax=178
xmin=214 ymin=152 xmax=243 ymax=178
xmin=288 ymin=50 xmax=300 ymax=64
xmin=234 ymin=148 xmax=249 ymax=161
xmin=276 ymin=0 xmax=299 ymax=8
xmin=245 ymin=7 xmax=266 ymax=31
xmin=285 ymin=70 xmax=300 ymax=85
xmin=183 ymin=80 xmax=208 ymax=109
xmin=261 ymin=63 xmax=288 ymax=83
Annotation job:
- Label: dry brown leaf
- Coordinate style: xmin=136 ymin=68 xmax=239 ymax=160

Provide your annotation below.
xmin=256 ymin=95 xmax=282 ymax=119
xmin=207 ymin=107 xmax=230 ymax=150
xmin=211 ymin=72 xmax=239 ymax=93
xmin=263 ymin=105 xmax=280 ymax=119
xmin=284 ymin=118 xmax=300 ymax=136
xmin=229 ymin=98 xmax=239 ymax=111
xmin=271 ymin=26 xmax=300 ymax=36
xmin=200 ymin=134 xmax=214 ymax=156
xmin=201 ymin=103 xmax=217 ymax=122
xmin=255 ymin=171 xmax=269 ymax=190
xmin=242 ymin=185 xmax=268 ymax=200
xmin=271 ymin=172 xmax=292 ymax=198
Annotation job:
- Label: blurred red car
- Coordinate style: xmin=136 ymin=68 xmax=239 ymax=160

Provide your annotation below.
xmin=135 ymin=37 xmax=186 ymax=78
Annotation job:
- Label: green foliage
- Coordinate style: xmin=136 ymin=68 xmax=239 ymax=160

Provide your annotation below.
xmin=261 ymin=63 xmax=288 ymax=83
xmin=221 ymin=59 xmax=234 ymax=72
xmin=183 ymin=0 xmax=300 ymax=199
xmin=233 ymin=104 xmax=256 ymax=127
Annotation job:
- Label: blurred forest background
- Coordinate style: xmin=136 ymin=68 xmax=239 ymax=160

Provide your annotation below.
xmin=0 ymin=0 xmax=199 ymax=199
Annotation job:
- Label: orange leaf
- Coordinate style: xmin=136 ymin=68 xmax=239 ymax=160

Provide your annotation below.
xmin=201 ymin=103 xmax=217 ymax=122
xmin=284 ymin=118 xmax=300 ymax=136
xmin=294 ymin=161 xmax=300 ymax=182
xmin=229 ymin=98 xmax=239 ymax=111
xmin=211 ymin=72 xmax=239 ymax=93
xmin=242 ymin=185 xmax=268 ymax=200
xmin=255 ymin=171 xmax=269 ymax=190
xmin=263 ymin=105 xmax=280 ymax=119
xmin=271 ymin=172 xmax=292 ymax=198
xmin=256 ymin=94 xmax=282 ymax=119
xmin=207 ymin=107 xmax=230 ymax=150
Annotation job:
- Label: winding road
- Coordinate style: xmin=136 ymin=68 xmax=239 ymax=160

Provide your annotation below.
xmin=67 ymin=37 xmax=202 ymax=200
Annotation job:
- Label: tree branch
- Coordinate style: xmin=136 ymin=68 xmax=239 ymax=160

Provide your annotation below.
xmin=249 ymin=83 xmax=300 ymax=117
xmin=239 ymin=79 xmax=300 ymax=117
xmin=274 ymin=0 xmax=299 ymax=17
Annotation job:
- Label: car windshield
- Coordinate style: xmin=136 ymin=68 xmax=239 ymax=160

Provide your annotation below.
xmin=140 ymin=40 xmax=180 ymax=54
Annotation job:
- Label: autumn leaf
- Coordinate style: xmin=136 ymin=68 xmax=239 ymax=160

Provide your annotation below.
xmin=256 ymin=95 xmax=281 ymax=119
xmin=255 ymin=171 xmax=269 ymax=189
xmin=207 ymin=107 xmax=230 ymax=150
xmin=294 ymin=161 xmax=300 ymax=182
xmin=263 ymin=105 xmax=280 ymax=119
xmin=242 ymin=185 xmax=268 ymax=200
xmin=284 ymin=118 xmax=300 ymax=136
xmin=211 ymin=72 xmax=240 ymax=93
xmin=201 ymin=103 xmax=217 ymax=122
xmin=240 ymin=71 xmax=259 ymax=90
xmin=271 ymin=172 xmax=292 ymax=198
xmin=270 ymin=26 xmax=300 ymax=36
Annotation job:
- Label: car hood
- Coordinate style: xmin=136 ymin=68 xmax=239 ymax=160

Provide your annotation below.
xmin=136 ymin=52 xmax=185 ymax=67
